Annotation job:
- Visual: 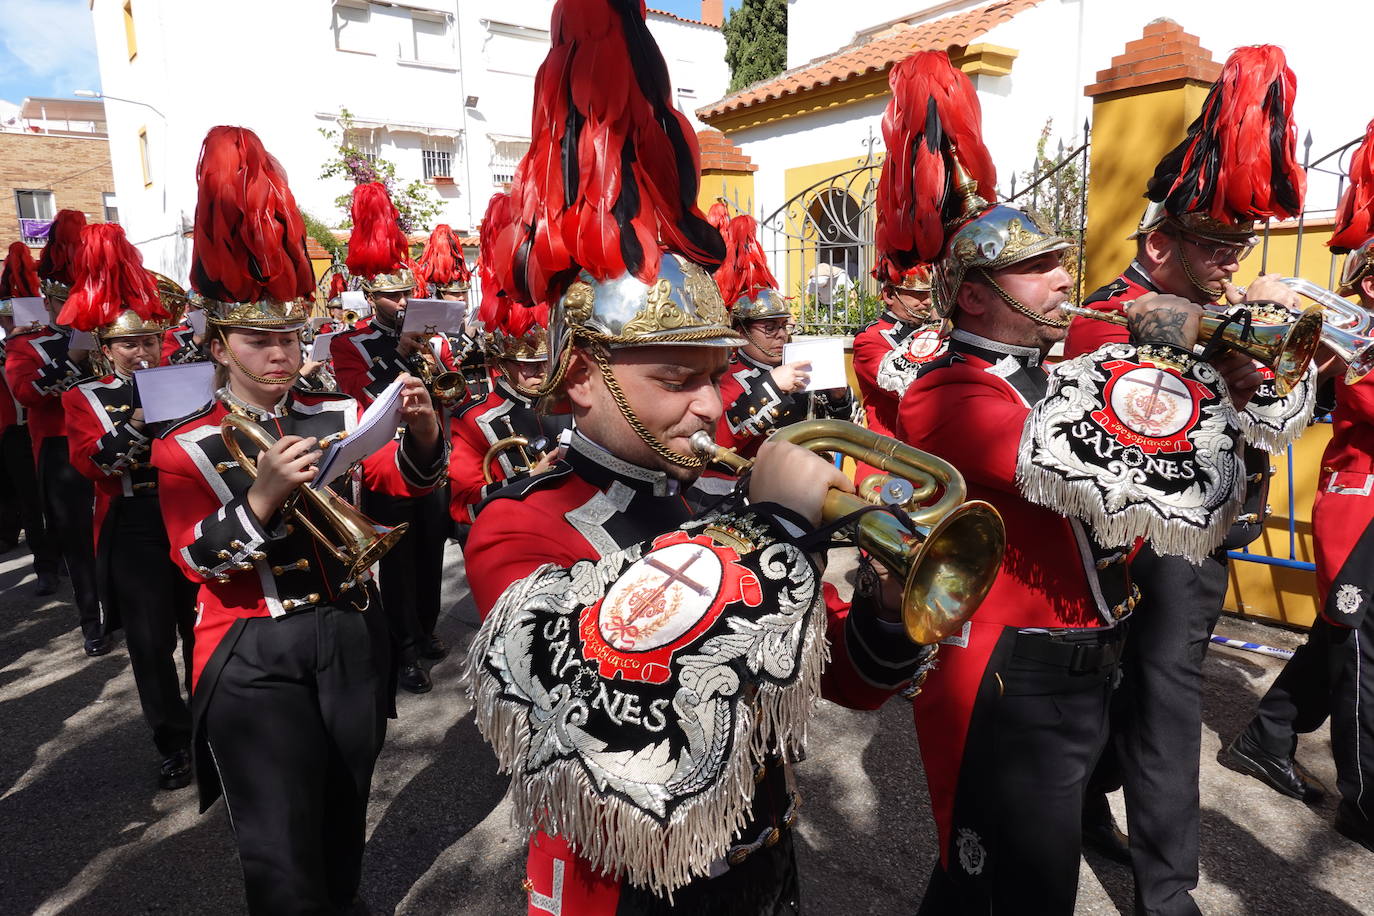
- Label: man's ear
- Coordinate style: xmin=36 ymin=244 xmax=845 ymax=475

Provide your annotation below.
xmin=1141 ymin=229 xmax=1172 ymax=268
xmin=956 ymin=278 xmax=989 ymax=317
xmin=563 ymin=348 xmax=597 ymax=410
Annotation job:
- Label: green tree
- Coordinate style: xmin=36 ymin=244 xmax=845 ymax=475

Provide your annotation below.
xmin=318 ymin=109 xmax=443 ymax=235
xmin=723 ymin=0 xmax=787 ymax=93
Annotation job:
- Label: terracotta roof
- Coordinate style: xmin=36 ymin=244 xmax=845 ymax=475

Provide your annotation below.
xmin=646 ymin=8 xmax=718 ymax=28
xmin=698 ymin=0 xmax=1041 ymax=122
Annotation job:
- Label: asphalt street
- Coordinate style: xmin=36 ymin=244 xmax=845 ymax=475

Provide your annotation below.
xmin=2 ymin=539 xmax=1371 ymax=915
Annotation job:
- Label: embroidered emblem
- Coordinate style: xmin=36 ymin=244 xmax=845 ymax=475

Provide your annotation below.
xmin=1336 ymin=583 xmax=1364 ymax=618
xmin=956 ymin=827 xmax=986 ymax=875
xmin=877 ymin=327 xmax=946 ymax=394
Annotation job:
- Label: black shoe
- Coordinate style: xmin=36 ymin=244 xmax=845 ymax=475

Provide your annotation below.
xmin=158 ymin=749 xmax=192 ymax=791
xmin=399 ymin=664 xmax=432 ymax=695
xmin=420 ymin=635 xmax=448 ymax=661
xmin=1335 ymin=801 xmax=1374 ymax=853
xmin=1081 ymin=792 xmax=1132 ymax=865
xmin=1221 ymin=732 xmax=1327 ymax=803
xmin=83 ymin=636 xmax=111 ymax=657
xmin=35 ymin=572 xmax=57 ymax=596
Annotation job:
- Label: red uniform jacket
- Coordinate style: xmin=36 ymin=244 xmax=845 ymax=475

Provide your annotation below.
xmin=161 ymin=321 xmax=200 ymax=364
xmin=332 ymin=318 xmax=458 ymax=406
xmin=852 ymin=311 xmax=946 ymax=438
xmin=446 ymin=375 xmax=570 ymax=525
xmin=465 ymin=431 xmax=925 ymax=912
xmin=1313 ymin=376 xmax=1374 ymax=626
xmin=4 ymin=325 xmax=83 ymax=460
xmin=63 ymin=375 xmax=157 ymax=543
xmin=0 ymin=341 xmax=18 ymax=433
xmin=896 ymin=329 xmax=1131 ymax=854
xmin=151 ymin=389 xmax=447 ymax=690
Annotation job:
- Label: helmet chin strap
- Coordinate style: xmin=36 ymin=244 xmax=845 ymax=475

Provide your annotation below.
xmin=591 ymin=348 xmax=703 ymax=470
xmin=219 ymin=328 xmax=301 ymax=386
xmin=976 ymin=270 xmax=1070 ymax=328
xmin=1177 ymin=246 xmax=1224 ymax=303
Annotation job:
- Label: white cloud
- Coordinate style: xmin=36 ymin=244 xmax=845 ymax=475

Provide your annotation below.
xmin=0 ymin=0 xmax=100 ymax=98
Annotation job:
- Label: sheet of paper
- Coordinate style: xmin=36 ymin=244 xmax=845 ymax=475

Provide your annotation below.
xmin=186 ymin=309 xmax=207 ymax=336
xmin=10 ymin=297 xmax=46 ymax=328
xmin=340 ymin=290 xmax=369 ymax=315
xmin=402 ymin=298 xmax=466 ymax=335
xmin=69 ymin=330 xmax=97 ymax=350
xmin=312 ymin=377 xmax=405 ymax=489
xmin=782 ymin=337 xmax=847 ymax=391
xmin=136 ymin=362 xmax=217 ymax=423
xmin=310 ymin=332 xmax=338 ymax=361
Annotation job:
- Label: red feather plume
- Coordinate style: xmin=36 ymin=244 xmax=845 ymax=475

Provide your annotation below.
xmin=57 ymin=223 xmax=167 ymax=331
xmin=418 ymin=224 xmax=472 ymax=288
xmin=0 ymin=241 xmax=40 ymax=299
xmin=191 ymin=126 xmax=315 ymax=303
xmin=506 ymin=0 xmax=725 ymax=307
xmin=1330 ymin=117 xmax=1374 ymax=253
xmin=478 ymin=192 xmax=548 ymax=338
xmin=37 ymin=209 xmax=88 ymax=287
xmin=346 ymin=182 xmax=410 ymax=280
xmin=1146 ymin=45 xmax=1305 ymax=223
xmin=328 ymin=270 xmax=348 ymax=300
xmin=706 ymin=201 xmax=731 ymax=231
xmin=714 ymin=215 xmax=778 ymax=308
xmin=874 ymin=50 xmax=997 ymax=283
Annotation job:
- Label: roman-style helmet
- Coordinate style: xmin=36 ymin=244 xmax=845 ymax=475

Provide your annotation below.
xmin=348 ymin=181 xmax=421 ymax=295
xmin=1330 ymin=117 xmax=1374 ymax=296
xmin=715 ymin=210 xmax=788 ymax=322
xmin=418 ymin=223 xmax=471 ymax=294
xmin=875 ymin=50 xmax=1072 ymax=320
xmin=191 ymin=126 xmax=316 ymax=330
xmin=37 ymin=209 xmax=87 ymax=304
xmin=492 ymin=0 xmax=739 ymax=468
xmin=0 ymin=241 xmax=40 ymax=319
xmin=56 ymin=222 xmax=173 ymax=339
xmin=1136 ymin=45 xmax=1305 ymax=296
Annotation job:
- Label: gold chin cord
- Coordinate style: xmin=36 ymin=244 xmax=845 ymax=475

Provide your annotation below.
xmin=219 ymin=328 xmax=302 ymax=387
xmin=219 ymin=414 xmax=408 ymax=582
xmin=976 ymin=270 xmax=1070 ymax=328
xmin=592 ymin=348 xmax=704 ymax=470
xmin=690 ymin=419 xmax=1007 ymax=646
xmin=1059 ymin=302 xmax=1324 ymax=396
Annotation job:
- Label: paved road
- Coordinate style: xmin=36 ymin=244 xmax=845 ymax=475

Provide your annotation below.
xmin=2 ymin=541 xmax=1371 ymax=915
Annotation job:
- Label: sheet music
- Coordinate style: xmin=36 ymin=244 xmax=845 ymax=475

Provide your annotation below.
xmin=311 ymin=377 xmax=405 ymax=489
xmin=135 ymin=363 xmax=217 ymax=423
xmin=782 ymin=337 xmax=848 ymax=391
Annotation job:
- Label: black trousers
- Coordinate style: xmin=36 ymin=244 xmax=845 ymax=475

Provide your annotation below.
xmin=919 ymin=626 xmax=1120 ymax=915
xmin=362 ymin=484 xmax=448 ymax=667
xmin=1091 ymin=548 xmax=1227 ymax=916
xmin=107 ymin=496 xmax=196 ymax=756
xmin=203 ymin=605 xmax=387 ymax=915
xmin=38 ymin=436 xmax=101 ymax=638
xmin=1242 ymin=623 xmax=1332 ymax=760
xmin=0 ymin=425 xmax=58 ymax=574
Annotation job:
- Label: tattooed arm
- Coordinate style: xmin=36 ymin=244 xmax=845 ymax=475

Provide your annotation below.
xmin=1124 ymin=293 xmax=1202 ymax=348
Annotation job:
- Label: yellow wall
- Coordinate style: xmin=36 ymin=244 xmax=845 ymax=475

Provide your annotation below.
xmin=698 ymin=170 xmax=756 ymax=217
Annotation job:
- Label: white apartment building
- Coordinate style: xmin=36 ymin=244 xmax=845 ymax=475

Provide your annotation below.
xmin=88 ymin=0 xmax=728 ymax=281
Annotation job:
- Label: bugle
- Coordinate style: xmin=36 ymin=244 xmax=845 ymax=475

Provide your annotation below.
xmin=690 ymin=420 xmax=1006 ymax=645
xmin=1059 ymin=302 xmax=1323 ymax=396
xmin=220 ymin=414 xmax=408 ymax=581
xmin=483 ymin=435 xmax=548 ymax=484
xmin=1255 ymin=278 xmax=1374 ymax=385
xmin=406 ymin=351 xmax=468 ymax=406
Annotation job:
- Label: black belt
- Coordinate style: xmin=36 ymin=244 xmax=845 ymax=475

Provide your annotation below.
xmin=1013 ymin=627 xmax=1125 ymax=674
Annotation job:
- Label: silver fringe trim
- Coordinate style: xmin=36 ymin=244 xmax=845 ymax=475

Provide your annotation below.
xmin=1237 ymin=367 xmax=1316 ymax=454
xmin=461 ymin=566 xmax=830 ymax=899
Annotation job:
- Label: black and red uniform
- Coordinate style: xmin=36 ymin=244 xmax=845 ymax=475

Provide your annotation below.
xmin=64 ymin=373 xmax=195 ymax=758
xmin=452 ymin=328 xmax=495 ymax=402
xmin=1242 ymin=373 xmax=1374 ymax=837
xmin=446 ymin=375 xmax=571 ymax=526
xmin=0 ymin=337 xmax=52 ymax=568
xmin=152 ymin=387 xmax=446 ymax=913
xmin=161 ymin=320 xmax=202 ymax=364
xmin=897 ymin=329 xmax=1134 ymax=913
xmin=4 ymin=324 xmax=101 ymax=639
xmin=465 ymin=430 xmax=925 ymax=914
xmin=851 ymin=311 xmax=946 ymax=439
xmin=332 ymin=318 xmax=457 ymax=672
xmin=1064 ymin=262 xmax=1269 ymax=914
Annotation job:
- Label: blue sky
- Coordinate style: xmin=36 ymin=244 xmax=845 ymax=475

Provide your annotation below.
xmin=653 ymin=0 xmax=745 ymax=20
xmin=0 ymin=0 xmax=101 ymax=105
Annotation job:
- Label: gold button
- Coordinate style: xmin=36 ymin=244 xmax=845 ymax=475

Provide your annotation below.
xmin=764 ymin=827 xmax=781 ymax=848
xmin=728 ymin=847 xmax=750 ymax=866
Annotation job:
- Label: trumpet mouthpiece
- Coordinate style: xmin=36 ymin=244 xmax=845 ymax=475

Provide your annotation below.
xmin=689 ymin=431 xmax=716 ymax=459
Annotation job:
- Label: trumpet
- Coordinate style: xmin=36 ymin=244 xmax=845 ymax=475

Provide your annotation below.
xmin=1257 ymin=278 xmax=1374 ymax=385
xmin=405 ymin=351 xmax=468 ymax=406
xmin=482 ymin=434 xmax=550 ymax=484
xmin=221 ymin=414 xmax=408 ymax=581
xmin=342 ymin=309 xmax=359 ymax=325
xmin=1059 ymin=302 xmax=1324 ymax=396
xmin=690 ymin=420 xmax=1006 ymax=645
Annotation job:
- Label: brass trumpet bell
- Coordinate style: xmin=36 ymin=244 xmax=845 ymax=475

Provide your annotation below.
xmin=483 ymin=435 xmax=532 ymax=484
xmin=1320 ymin=323 xmax=1374 ymax=385
xmin=220 ymin=414 xmax=408 ymax=581
xmin=691 ymin=420 xmax=1006 ymax=645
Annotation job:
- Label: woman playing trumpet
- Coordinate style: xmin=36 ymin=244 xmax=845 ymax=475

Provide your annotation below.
xmin=150 ymin=127 xmax=446 ymax=915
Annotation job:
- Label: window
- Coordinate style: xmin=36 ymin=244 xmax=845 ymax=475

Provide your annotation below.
xmin=422 ymin=144 xmax=453 ymax=180
xmin=490 ymin=137 xmax=529 ymax=187
xmin=408 ymin=12 xmax=451 ymax=63
xmin=123 ymin=1 xmax=137 ymax=60
xmin=344 ymin=129 xmax=378 ymax=165
xmin=332 ymin=2 xmax=371 ymax=54
xmin=138 ymin=127 xmax=152 ymax=186
xmin=103 ymin=192 xmax=119 ymax=223
xmin=16 ymin=190 xmax=55 ymax=244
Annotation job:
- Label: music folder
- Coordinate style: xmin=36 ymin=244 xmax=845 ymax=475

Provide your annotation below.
xmin=312 ymin=377 xmax=405 ymax=489
xmin=135 ymin=362 xmax=217 ymax=423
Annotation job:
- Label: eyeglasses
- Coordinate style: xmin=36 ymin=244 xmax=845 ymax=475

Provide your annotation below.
xmin=1178 ymin=232 xmax=1255 ymax=265
xmin=748 ymin=319 xmax=794 ymax=336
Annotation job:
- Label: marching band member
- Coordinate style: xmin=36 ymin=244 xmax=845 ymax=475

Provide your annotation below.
xmin=881 ymin=49 xmax=1261 ymax=913
xmin=447 ymin=193 xmax=570 ymax=534
xmin=851 ymin=264 xmax=944 ymax=440
xmin=1064 ymin=46 xmax=1310 ymax=912
xmin=151 ymin=126 xmax=446 ymax=913
xmin=161 ymin=290 xmax=206 ymax=364
xmin=462 ymin=4 xmax=932 ymax=910
xmin=5 ymin=210 xmax=105 ymax=653
xmin=0 ymin=243 xmax=59 ymax=590
xmin=59 ymin=224 xmax=196 ymax=791
xmin=1230 ymin=116 xmax=1374 ymax=853
xmin=421 ymin=222 xmax=493 ymax=401
xmin=332 ymin=183 xmax=455 ymax=694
